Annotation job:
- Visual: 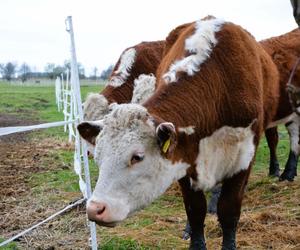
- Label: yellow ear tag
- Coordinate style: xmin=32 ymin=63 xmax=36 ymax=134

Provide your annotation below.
xmin=162 ymin=138 xmax=171 ymax=153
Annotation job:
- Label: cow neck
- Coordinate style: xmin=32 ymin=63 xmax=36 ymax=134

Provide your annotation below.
xmin=144 ymin=74 xmax=223 ymax=140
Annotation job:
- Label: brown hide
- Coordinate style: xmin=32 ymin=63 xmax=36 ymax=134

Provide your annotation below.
xmin=144 ymin=22 xmax=279 ymax=170
xmin=163 ymin=22 xmax=192 ymax=58
xmin=260 ymin=29 xmax=300 ymax=120
xmin=101 ymin=41 xmax=165 ymax=104
xmin=162 ymin=16 xmax=215 ymax=58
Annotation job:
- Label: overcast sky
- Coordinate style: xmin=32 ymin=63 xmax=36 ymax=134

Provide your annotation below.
xmin=0 ymin=0 xmax=297 ymax=75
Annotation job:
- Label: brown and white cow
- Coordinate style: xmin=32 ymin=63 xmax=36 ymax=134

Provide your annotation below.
xmin=84 ymin=40 xmax=164 ymax=120
xmin=260 ymin=28 xmax=300 ymax=181
xmin=82 ymin=41 xmax=164 ymax=154
xmin=78 ymin=18 xmax=279 ymax=249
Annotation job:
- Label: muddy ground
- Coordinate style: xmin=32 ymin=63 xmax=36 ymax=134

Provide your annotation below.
xmin=0 ymin=114 xmax=299 ymax=249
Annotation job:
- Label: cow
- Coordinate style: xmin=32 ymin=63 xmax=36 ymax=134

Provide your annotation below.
xmin=84 ymin=40 xmax=164 ymax=122
xmin=82 ymin=41 xmax=164 ymax=153
xmin=78 ymin=17 xmax=279 ymax=249
xmin=260 ymin=28 xmax=300 ymax=181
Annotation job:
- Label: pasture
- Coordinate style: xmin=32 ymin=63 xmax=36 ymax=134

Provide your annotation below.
xmin=0 ymin=82 xmax=299 ymax=249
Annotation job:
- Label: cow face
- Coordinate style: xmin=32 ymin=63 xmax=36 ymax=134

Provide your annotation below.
xmin=78 ymin=104 xmax=189 ymax=226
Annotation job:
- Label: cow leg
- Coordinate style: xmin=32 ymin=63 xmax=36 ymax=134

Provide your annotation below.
xmin=265 ymin=127 xmax=280 ymax=177
xmin=179 ymin=176 xmax=207 ymax=250
xmin=280 ymin=120 xmax=300 ymax=181
xmin=217 ymin=169 xmax=250 ymax=250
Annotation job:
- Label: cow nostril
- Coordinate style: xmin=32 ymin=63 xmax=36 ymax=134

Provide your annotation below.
xmin=96 ymin=205 xmax=106 ymax=215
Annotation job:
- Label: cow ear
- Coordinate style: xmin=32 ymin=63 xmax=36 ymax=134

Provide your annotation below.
xmin=156 ymin=122 xmax=177 ymax=155
xmin=77 ymin=120 xmax=103 ymax=145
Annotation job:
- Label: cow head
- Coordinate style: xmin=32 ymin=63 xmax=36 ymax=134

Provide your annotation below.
xmin=77 ymin=104 xmax=189 ymax=227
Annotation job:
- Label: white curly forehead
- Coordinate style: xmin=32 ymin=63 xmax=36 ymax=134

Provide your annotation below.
xmin=83 ymin=93 xmax=110 ymax=121
xmin=102 ymin=104 xmax=154 ymax=132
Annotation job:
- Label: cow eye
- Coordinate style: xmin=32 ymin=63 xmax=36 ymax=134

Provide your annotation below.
xmin=130 ymin=153 xmax=144 ymax=165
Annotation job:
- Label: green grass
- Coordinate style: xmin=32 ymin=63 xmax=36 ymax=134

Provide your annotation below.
xmin=100 ymin=237 xmax=152 ymax=250
xmin=28 ymin=148 xmax=99 ymax=194
xmin=0 ymin=238 xmax=17 ymax=250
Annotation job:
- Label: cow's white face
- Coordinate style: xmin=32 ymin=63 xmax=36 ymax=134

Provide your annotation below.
xmin=78 ymin=104 xmax=189 ymax=226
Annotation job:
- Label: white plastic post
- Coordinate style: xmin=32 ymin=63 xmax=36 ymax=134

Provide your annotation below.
xmin=55 ymin=77 xmax=61 ymax=111
xmin=65 ymin=16 xmax=98 ymax=250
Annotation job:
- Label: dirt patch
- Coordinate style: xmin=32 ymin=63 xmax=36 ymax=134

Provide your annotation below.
xmin=0 ymin=114 xmax=89 ymax=249
xmin=0 ymin=114 xmax=47 ymax=197
xmin=0 ymin=113 xmax=39 ymax=144
xmin=0 ymin=114 xmax=36 ymax=127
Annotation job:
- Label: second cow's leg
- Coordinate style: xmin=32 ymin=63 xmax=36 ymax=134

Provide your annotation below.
xmin=280 ymin=119 xmax=300 ymax=181
xmin=265 ymin=127 xmax=280 ymax=177
xmin=179 ymin=175 xmax=207 ymax=250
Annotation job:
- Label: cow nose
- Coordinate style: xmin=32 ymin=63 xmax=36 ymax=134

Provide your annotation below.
xmin=87 ymin=201 xmax=107 ymax=222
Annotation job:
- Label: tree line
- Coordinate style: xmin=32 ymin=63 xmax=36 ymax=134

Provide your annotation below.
xmin=0 ymin=61 xmax=114 ymax=82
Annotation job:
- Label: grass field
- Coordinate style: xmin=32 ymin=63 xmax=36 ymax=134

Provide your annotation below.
xmin=0 ymin=81 xmax=299 ymax=249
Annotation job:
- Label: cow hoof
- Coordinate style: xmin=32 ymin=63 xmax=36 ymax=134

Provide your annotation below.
xmin=269 ymin=167 xmax=280 ymax=177
xmin=182 ymin=222 xmax=191 ymax=240
xmin=182 ymin=231 xmax=190 ymax=241
xmin=189 ymin=240 xmax=206 ymax=250
xmin=279 ymin=171 xmax=295 ymax=182
xmin=269 ymin=170 xmax=280 ymax=177
xmin=222 ymin=238 xmax=236 ymax=250
xmin=269 ymin=162 xmax=280 ymax=177
xmin=189 ymin=231 xmax=206 ymax=250
xmin=221 ymin=244 xmax=236 ymax=250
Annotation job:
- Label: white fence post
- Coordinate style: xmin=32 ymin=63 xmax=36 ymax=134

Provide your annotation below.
xmin=55 ymin=77 xmax=61 ymax=111
xmin=65 ymin=16 xmax=98 ymax=250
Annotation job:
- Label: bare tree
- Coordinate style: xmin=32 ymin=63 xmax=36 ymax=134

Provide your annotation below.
xmin=19 ymin=63 xmax=31 ymax=82
xmin=0 ymin=62 xmax=17 ymax=81
xmin=53 ymin=65 xmax=65 ymax=78
xmin=64 ymin=60 xmax=85 ymax=79
xmin=64 ymin=60 xmax=71 ymax=72
xmin=45 ymin=61 xmax=86 ymax=80
xmin=44 ymin=63 xmax=56 ymax=79
xmin=91 ymin=67 xmax=98 ymax=80
xmin=0 ymin=63 xmax=3 ymax=78
xmin=77 ymin=63 xmax=85 ymax=79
